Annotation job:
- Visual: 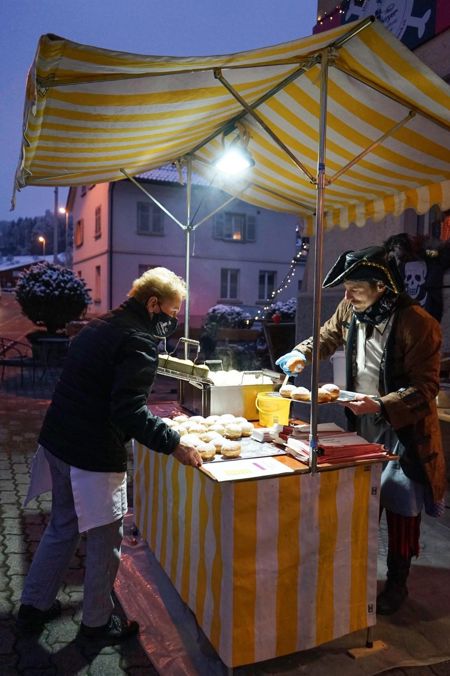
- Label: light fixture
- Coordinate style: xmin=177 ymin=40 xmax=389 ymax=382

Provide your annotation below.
xmin=215 ymin=122 xmax=255 ymax=175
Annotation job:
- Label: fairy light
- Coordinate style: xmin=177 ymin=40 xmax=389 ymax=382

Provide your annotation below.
xmin=253 ymin=225 xmax=309 ymax=323
xmin=316 ymin=2 xmax=350 ymax=27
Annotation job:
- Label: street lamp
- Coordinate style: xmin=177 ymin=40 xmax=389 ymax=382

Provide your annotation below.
xmin=38 ymin=235 xmax=46 ymax=257
xmin=58 ymin=206 xmax=70 ymax=267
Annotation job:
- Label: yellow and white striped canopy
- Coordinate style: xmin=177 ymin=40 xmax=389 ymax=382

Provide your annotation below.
xmin=16 ymin=18 xmax=450 ymax=233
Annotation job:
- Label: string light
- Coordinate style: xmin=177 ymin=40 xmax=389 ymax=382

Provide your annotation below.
xmin=253 ymin=225 xmax=309 ymax=323
xmin=316 ymin=2 xmax=349 ymax=27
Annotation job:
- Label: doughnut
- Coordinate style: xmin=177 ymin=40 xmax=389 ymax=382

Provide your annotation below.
xmin=196 ymin=441 xmax=216 ymax=461
xmin=198 ymin=431 xmax=220 ymax=443
xmin=221 ymin=440 xmax=242 ymax=458
xmin=205 ymin=415 xmax=220 ymax=426
xmin=291 ymin=386 xmax=311 ymax=401
xmin=240 ymin=422 xmax=254 ymax=437
xmin=211 ymin=435 xmax=225 ymax=453
xmin=286 ymin=356 xmax=306 ymax=373
xmin=317 ymin=388 xmax=333 ymax=403
xmin=209 ymin=423 xmax=226 ymax=436
xmin=279 ymin=384 xmax=296 ymax=398
xmin=189 ymin=415 xmax=206 ymax=424
xmin=173 ymin=414 xmax=189 ymax=424
xmin=180 ymin=433 xmax=202 ymax=447
xmin=321 ymin=383 xmax=341 ymax=401
xmin=186 ymin=422 xmax=207 ymax=434
xmin=219 ymin=414 xmax=236 ymax=424
xmin=223 ymin=423 xmax=242 ymax=439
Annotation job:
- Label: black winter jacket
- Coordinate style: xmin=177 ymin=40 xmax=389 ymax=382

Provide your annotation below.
xmin=39 ymin=298 xmax=180 ymax=472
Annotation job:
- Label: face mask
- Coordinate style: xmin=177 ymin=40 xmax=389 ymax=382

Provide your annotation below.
xmin=151 ymin=309 xmax=178 ymax=338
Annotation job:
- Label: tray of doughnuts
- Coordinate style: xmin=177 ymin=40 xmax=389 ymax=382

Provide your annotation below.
xmin=278 ymin=383 xmax=342 ymax=403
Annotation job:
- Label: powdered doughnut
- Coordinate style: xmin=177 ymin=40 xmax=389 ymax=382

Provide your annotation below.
xmin=286 ymin=356 xmax=306 ymax=373
xmin=196 ymin=441 xmax=216 ymax=461
xmin=223 ymin=423 xmax=242 ymax=439
xmin=173 ymin=414 xmax=189 ymax=424
xmin=280 ymin=384 xmax=296 ymax=398
xmin=317 ymin=387 xmax=332 ymax=403
xmin=321 ymin=383 xmax=340 ymax=401
xmin=240 ymin=422 xmax=254 ymax=437
xmin=221 ymin=440 xmax=242 ymax=458
xmin=291 ymin=386 xmax=311 ymax=401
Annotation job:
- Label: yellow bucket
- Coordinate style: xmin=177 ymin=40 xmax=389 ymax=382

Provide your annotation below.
xmin=255 ymin=392 xmax=291 ymax=427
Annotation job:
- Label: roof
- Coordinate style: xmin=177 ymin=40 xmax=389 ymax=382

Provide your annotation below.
xmin=137 ymin=163 xmax=209 ymax=186
xmin=14 ymin=19 xmax=450 ymax=234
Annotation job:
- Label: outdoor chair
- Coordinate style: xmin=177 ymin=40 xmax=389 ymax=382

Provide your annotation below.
xmin=0 ymin=336 xmax=36 ymax=387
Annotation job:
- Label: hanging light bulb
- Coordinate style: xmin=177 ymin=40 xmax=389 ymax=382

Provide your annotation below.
xmin=215 ymin=145 xmax=255 ymax=175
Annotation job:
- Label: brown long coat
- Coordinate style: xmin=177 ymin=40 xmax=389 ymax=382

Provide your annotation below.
xmin=295 ymin=294 xmax=447 ymax=504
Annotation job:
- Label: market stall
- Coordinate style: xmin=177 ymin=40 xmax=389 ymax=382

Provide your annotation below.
xmin=133 ymin=428 xmax=383 ymax=668
xmin=14 ymin=18 xmax=450 ymax=667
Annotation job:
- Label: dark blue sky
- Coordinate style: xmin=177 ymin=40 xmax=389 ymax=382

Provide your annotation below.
xmin=0 ymin=0 xmax=317 ymax=222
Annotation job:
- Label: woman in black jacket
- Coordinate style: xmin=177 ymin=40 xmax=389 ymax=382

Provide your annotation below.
xmin=18 ymin=267 xmax=202 ymax=642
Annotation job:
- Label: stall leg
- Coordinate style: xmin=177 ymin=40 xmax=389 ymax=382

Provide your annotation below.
xmin=347 ymin=627 xmax=387 ymax=659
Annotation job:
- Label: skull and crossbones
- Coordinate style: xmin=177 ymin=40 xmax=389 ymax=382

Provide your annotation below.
xmin=404 ymin=260 xmax=428 ymax=306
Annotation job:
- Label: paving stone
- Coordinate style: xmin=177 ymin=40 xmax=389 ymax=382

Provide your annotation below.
xmin=1 ymin=504 xmax=23 ymax=517
xmin=2 ymin=519 xmax=26 ymax=535
xmin=4 ymin=535 xmax=28 ymax=554
xmin=8 ymin=573 xmax=28 ymax=598
xmin=0 ymin=491 xmax=20 ymax=505
xmin=4 ymin=554 xmax=28 ymax=574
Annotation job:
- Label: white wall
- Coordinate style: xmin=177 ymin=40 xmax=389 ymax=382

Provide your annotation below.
xmin=109 ymin=180 xmax=304 ymax=326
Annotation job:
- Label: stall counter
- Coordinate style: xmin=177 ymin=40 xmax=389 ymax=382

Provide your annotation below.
xmin=133 ymin=443 xmax=382 ymax=668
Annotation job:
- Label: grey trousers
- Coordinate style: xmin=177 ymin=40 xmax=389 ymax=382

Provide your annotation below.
xmin=21 ymin=449 xmax=123 ymax=627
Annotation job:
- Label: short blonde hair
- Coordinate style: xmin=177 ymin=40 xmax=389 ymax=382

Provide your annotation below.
xmin=128 ymin=267 xmax=187 ymax=304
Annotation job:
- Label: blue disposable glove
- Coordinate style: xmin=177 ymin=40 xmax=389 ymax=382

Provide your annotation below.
xmin=275 ymin=350 xmax=306 ymax=375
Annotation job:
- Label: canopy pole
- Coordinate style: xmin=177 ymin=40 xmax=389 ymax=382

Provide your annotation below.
xmin=214 ymin=70 xmax=316 ymax=184
xmin=309 ymin=48 xmax=330 ymax=474
xmin=329 ymin=111 xmax=416 ymax=184
xmin=184 ymin=157 xmax=193 ymax=357
xmin=120 ymin=170 xmax=186 ymax=229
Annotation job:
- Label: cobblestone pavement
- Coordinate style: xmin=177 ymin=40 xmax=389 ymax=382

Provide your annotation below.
xmin=0 ymin=389 xmax=158 ymax=675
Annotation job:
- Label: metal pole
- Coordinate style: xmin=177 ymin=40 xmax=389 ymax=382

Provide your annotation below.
xmin=53 ymin=186 xmax=59 ymax=263
xmin=309 ymin=48 xmax=330 ymax=474
xmin=184 ymin=157 xmax=192 ymax=359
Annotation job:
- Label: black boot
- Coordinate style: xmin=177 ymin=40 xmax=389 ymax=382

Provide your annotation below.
xmin=376 ymin=554 xmax=411 ymax=615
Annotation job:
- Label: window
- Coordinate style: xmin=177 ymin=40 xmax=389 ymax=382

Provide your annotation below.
xmin=220 ymin=268 xmax=239 ymax=300
xmin=138 ymin=264 xmax=157 ymax=277
xmin=80 ymin=185 xmax=87 ymax=197
xmin=94 ymin=265 xmax=101 ymax=303
xmin=258 ymin=271 xmax=276 ymax=300
xmin=94 ymin=206 xmax=102 ymax=239
xmin=214 ymin=212 xmax=256 ymax=242
xmin=74 ymin=219 xmax=84 ymax=247
xmin=137 ymin=202 xmax=164 ymax=235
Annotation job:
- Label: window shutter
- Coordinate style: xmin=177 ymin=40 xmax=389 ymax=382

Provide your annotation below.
xmin=246 ymin=215 xmax=256 ymax=242
xmin=214 ymin=213 xmax=224 ymax=239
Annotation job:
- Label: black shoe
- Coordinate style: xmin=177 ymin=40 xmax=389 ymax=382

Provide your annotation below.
xmin=17 ymin=600 xmax=62 ymax=633
xmin=376 ymin=583 xmax=408 ymax=615
xmin=79 ymin=614 xmax=139 ymax=644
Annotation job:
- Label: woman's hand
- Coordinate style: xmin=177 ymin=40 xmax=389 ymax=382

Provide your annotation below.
xmin=343 ymin=395 xmax=381 ymax=416
xmin=172 ymin=442 xmax=203 ymax=467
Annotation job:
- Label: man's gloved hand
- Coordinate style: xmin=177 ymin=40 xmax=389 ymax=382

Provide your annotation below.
xmin=275 ymin=350 xmax=306 ymax=375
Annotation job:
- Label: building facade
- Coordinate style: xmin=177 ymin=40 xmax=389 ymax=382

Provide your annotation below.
xmin=69 ymin=168 xmax=305 ymax=327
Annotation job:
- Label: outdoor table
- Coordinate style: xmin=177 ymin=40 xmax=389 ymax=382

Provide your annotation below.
xmin=133 ymin=442 xmax=382 ymax=668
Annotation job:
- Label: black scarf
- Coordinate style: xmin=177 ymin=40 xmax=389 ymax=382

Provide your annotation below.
xmin=353 ymin=288 xmax=398 ymax=326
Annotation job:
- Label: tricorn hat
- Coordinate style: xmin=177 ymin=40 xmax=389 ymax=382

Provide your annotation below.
xmin=322 ymin=245 xmax=403 ymax=293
